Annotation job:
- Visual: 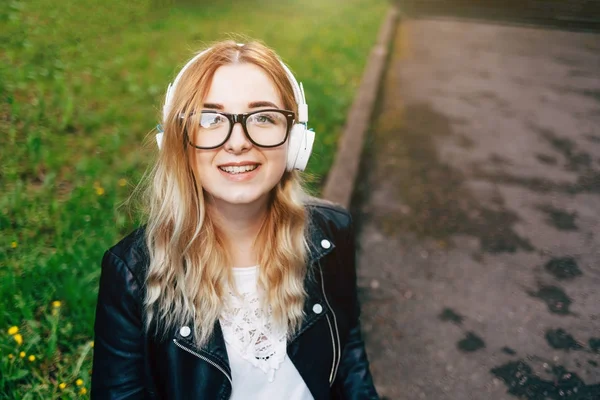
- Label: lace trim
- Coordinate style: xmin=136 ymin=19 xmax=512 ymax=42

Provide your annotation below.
xmin=220 ymin=283 xmax=287 ymax=382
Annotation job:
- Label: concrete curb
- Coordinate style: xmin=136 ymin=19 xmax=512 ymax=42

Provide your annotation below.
xmin=322 ymin=5 xmax=399 ymax=209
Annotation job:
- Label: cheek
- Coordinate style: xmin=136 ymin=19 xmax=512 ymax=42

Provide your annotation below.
xmin=192 ymin=152 xmax=216 ymax=180
xmin=266 ymin=148 xmax=288 ymax=176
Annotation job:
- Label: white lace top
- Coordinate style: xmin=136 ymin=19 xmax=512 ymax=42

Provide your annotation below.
xmin=219 ymin=266 xmax=313 ymax=400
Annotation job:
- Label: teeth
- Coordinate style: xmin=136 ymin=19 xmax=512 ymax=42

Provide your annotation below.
xmin=219 ymin=164 xmax=258 ymax=174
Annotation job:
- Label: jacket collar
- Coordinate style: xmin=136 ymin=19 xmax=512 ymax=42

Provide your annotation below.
xmin=289 ymin=221 xmax=336 ymax=343
xmin=307 ymin=223 xmax=336 ymax=263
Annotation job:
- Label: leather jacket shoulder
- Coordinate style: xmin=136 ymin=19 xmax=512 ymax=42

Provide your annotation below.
xmin=91 ymin=200 xmax=379 ymax=400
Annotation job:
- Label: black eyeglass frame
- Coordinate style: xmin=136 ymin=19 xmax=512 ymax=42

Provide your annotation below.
xmin=183 ymin=109 xmax=296 ymax=150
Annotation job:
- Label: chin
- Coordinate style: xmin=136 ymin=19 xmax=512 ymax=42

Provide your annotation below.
xmin=212 ymin=187 xmax=268 ymax=206
xmin=207 ymin=170 xmax=285 ymax=205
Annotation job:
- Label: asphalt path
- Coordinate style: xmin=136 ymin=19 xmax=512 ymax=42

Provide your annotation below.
xmin=353 ymin=18 xmax=600 ymax=400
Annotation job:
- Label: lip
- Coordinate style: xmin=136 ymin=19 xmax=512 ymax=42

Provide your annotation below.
xmin=217 ymin=163 xmax=261 ymax=182
xmin=217 ymin=161 xmax=261 ymax=167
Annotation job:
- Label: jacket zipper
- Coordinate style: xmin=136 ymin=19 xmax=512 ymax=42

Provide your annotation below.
xmin=319 ymin=266 xmax=341 ymax=385
xmin=324 ymin=314 xmax=337 ymax=385
xmin=173 ymin=339 xmax=233 ymax=385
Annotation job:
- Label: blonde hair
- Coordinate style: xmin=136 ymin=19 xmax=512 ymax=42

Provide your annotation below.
xmin=143 ymin=40 xmax=309 ymax=346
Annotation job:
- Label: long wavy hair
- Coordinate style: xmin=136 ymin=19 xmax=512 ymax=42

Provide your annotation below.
xmin=142 ymin=40 xmax=310 ymax=346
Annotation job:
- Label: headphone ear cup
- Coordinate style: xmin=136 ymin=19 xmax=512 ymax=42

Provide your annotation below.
xmin=156 ymin=132 xmax=164 ymax=149
xmin=286 ymin=124 xmax=302 ymax=171
xmin=286 ymin=124 xmax=314 ymax=171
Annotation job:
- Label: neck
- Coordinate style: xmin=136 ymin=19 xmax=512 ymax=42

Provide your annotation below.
xmin=207 ymin=195 xmax=269 ymax=267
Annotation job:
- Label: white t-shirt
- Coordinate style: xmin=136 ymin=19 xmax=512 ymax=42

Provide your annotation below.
xmin=219 ymin=266 xmax=314 ymax=400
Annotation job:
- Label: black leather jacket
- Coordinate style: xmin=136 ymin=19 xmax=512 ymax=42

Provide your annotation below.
xmin=91 ymin=202 xmax=379 ymax=400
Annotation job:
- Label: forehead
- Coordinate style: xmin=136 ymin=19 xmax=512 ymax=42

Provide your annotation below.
xmin=203 ymin=63 xmax=283 ymax=108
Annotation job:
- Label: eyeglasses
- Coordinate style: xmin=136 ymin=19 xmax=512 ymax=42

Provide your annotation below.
xmin=183 ymin=109 xmax=296 ymax=149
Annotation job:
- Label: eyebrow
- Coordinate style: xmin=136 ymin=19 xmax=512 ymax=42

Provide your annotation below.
xmin=249 ymin=101 xmax=280 ymax=109
xmin=202 ymin=101 xmax=280 ymax=110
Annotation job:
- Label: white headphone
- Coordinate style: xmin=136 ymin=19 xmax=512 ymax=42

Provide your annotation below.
xmin=156 ymin=44 xmax=315 ymax=171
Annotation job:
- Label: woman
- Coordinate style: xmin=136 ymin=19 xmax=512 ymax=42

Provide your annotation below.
xmin=91 ymin=40 xmax=378 ymax=400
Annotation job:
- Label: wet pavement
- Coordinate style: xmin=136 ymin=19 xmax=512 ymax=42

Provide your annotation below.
xmin=352 ymin=18 xmax=600 ymax=400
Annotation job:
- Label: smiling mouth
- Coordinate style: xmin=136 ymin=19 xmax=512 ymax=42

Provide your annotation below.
xmin=218 ymin=164 xmax=260 ymax=174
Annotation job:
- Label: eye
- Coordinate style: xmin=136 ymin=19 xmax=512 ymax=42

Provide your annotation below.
xmin=253 ymin=114 xmax=274 ymax=124
xmin=249 ymin=112 xmax=285 ymax=126
xmin=200 ymin=113 xmax=226 ymax=129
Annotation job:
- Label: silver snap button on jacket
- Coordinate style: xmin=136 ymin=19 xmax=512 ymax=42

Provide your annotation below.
xmin=320 ymin=239 xmax=331 ymax=249
xmin=312 ymin=304 xmax=323 ymax=314
xmin=179 ymin=326 xmax=191 ymax=337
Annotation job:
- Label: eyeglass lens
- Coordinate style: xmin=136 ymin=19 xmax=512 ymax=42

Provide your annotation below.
xmin=190 ymin=111 xmax=289 ymax=148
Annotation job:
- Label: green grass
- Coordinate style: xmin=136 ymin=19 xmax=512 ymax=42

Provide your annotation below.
xmin=0 ymin=0 xmax=388 ymax=397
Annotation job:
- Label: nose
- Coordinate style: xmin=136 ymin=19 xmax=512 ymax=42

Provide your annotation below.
xmin=224 ymin=121 xmax=252 ymax=153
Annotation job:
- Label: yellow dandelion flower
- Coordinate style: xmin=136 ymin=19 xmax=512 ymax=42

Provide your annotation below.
xmin=96 ymin=187 xmax=105 ymax=196
xmin=52 ymin=300 xmax=62 ymax=308
xmin=90 ymin=341 xmax=94 ymax=348
xmin=79 ymin=387 xmax=87 ymax=395
xmin=28 ymin=355 xmax=35 ymax=362
xmin=13 ymin=333 xmax=23 ymax=345
xmin=11 ymin=241 xmax=18 ymax=248
xmin=8 ymin=326 xmax=18 ymax=335
xmin=8 ymin=354 xmax=14 ymax=359
xmin=59 ymin=382 xmax=67 ymax=390
xmin=118 ymin=178 xmax=127 ymax=187
xmin=19 ymin=351 xmax=26 ymax=358
xmin=76 ymin=378 xmax=83 ymax=386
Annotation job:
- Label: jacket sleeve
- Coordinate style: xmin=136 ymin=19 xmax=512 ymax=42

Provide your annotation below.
xmin=332 ymin=215 xmax=380 ymax=400
xmin=91 ymin=250 xmax=147 ymax=399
